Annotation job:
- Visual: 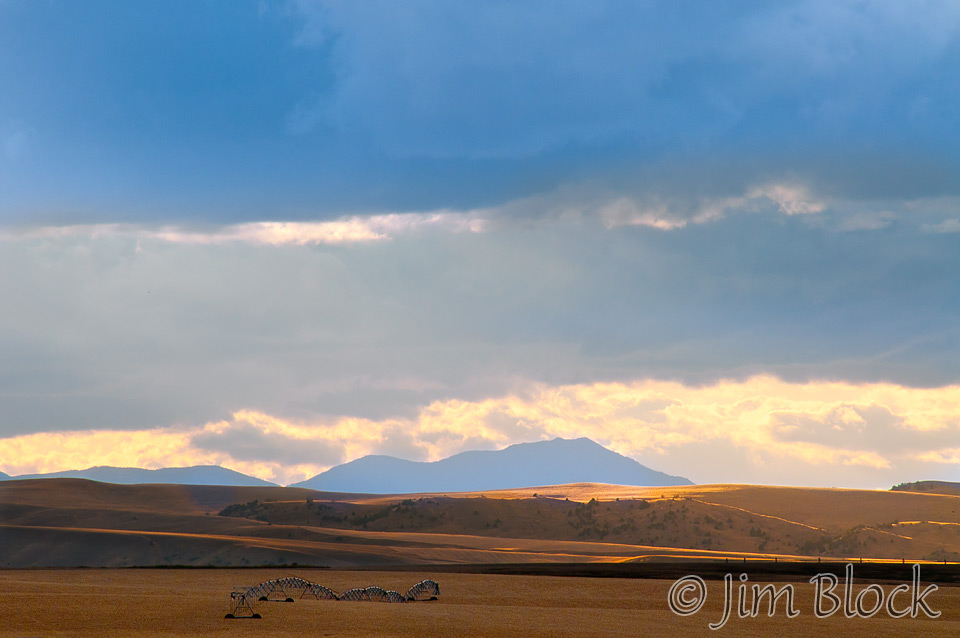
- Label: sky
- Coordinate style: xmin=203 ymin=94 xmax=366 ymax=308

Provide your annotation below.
xmin=2 ymin=0 xmax=960 ymax=488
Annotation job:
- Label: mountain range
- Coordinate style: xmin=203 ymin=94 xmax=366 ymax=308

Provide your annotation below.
xmin=1 ymin=438 xmax=692 ymax=491
xmin=291 ymin=437 xmax=692 ymax=492
xmin=6 ymin=465 xmax=276 ymax=486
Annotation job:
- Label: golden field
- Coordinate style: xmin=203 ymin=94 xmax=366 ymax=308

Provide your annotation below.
xmin=0 ymin=568 xmax=958 ymax=637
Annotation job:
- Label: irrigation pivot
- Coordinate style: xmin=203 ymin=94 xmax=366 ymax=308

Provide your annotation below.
xmin=225 ymin=578 xmax=440 ymax=619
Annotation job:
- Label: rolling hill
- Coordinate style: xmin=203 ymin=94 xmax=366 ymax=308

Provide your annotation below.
xmin=291 ymin=437 xmax=691 ymax=492
xmin=2 ymin=478 xmax=960 ymax=568
xmin=10 ymin=465 xmax=276 ymax=486
xmin=892 ymin=480 xmax=960 ymax=497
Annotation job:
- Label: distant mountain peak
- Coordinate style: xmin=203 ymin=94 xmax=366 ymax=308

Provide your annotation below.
xmin=291 ymin=437 xmax=691 ymax=493
xmin=9 ymin=465 xmax=275 ymax=487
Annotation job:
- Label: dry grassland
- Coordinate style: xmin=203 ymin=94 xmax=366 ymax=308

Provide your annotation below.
xmin=3 ymin=479 xmax=960 ymax=567
xmin=0 ymin=568 xmax=957 ymax=637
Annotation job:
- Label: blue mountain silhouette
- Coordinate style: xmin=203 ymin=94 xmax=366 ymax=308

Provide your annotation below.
xmin=9 ymin=465 xmax=275 ymax=486
xmin=291 ymin=437 xmax=692 ymax=493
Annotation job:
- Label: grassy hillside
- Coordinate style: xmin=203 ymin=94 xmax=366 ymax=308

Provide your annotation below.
xmin=218 ymin=487 xmax=960 ymax=561
xmin=2 ymin=479 xmax=958 ymax=567
xmin=892 ymin=480 xmax=960 ymax=497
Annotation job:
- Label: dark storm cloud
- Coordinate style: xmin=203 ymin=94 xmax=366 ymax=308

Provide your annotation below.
xmin=2 ymin=1 xmax=960 ymax=221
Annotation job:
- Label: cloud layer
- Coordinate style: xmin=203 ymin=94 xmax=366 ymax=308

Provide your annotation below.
xmin=0 ymin=212 xmax=484 ymax=246
xmin=3 ymin=206 xmax=960 ymax=440
xmin=2 ymin=377 xmax=958 ymax=488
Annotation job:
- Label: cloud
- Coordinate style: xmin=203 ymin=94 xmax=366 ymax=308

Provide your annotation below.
xmin=1 ymin=376 xmax=959 ymax=487
xmin=190 ymin=417 xmax=345 ymax=466
xmin=0 ymin=213 xmax=485 ymax=246
xmin=287 ymin=1 xmax=960 ymax=161
xmin=834 ymin=211 xmax=896 ymax=232
xmin=0 ymin=410 xmax=413 ymax=485
xmin=916 ymin=448 xmax=960 ymax=464
xmin=3 ymin=209 xmax=960 ymax=443
xmin=404 ymin=373 xmax=960 ymax=486
xmin=747 ymin=185 xmax=825 ymax=216
xmin=0 ymin=180 xmax=832 ymax=243
xmin=4 ymin=1 xmax=960 ymax=222
xmin=923 ymin=218 xmax=960 ymax=233
xmin=0 ymin=428 xmax=204 ymax=477
xmin=595 ymin=198 xmax=689 ymax=231
xmin=593 ymin=183 xmax=825 ymax=230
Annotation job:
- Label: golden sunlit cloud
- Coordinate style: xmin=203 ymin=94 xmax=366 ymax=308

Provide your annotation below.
xmin=1 ymin=376 xmax=957 ymax=486
xmin=916 ymin=448 xmax=960 ymax=464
